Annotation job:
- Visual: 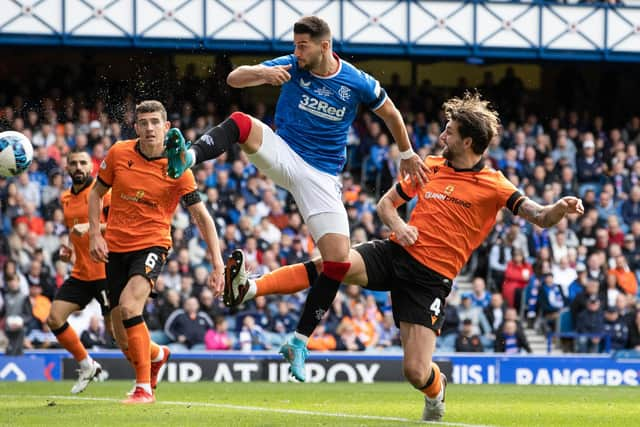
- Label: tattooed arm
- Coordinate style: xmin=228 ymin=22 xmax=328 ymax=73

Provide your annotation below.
xmin=517 ymin=196 xmax=584 ymax=228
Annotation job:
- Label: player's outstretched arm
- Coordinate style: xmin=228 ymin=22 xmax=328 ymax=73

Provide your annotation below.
xmin=227 ymin=64 xmax=292 ymax=88
xmin=373 ymin=98 xmax=429 ymax=186
xmin=377 ymin=186 xmax=419 ymax=247
xmin=88 ymin=181 xmax=110 ymax=263
xmin=517 ymin=196 xmax=584 ymax=228
xmin=187 ymin=202 xmax=225 ymax=297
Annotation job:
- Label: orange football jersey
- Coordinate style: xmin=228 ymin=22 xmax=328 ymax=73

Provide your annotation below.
xmin=392 ymin=156 xmax=524 ymax=279
xmin=97 ymin=139 xmax=197 ymax=252
xmin=61 ymin=179 xmax=111 ymax=281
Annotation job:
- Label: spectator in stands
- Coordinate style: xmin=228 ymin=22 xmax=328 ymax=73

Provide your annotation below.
xmin=488 ymin=235 xmax=511 ymax=292
xmin=164 ymin=297 xmax=213 ymax=351
xmin=272 ymin=300 xmax=297 ymax=335
xmin=576 ymin=295 xmax=604 ymax=353
xmin=455 ymin=319 xmax=484 ymax=353
xmin=609 ymin=254 xmax=638 ymax=296
xmin=24 ymin=322 xmax=59 ymax=350
xmin=204 ymin=316 xmax=232 ymax=351
xmin=539 ymin=272 xmax=567 ymax=333
xmin=577 ymin=138 xmax=603 ymax=195
xmin=484 ymin=292 xmax=508 ymax=336
xmin=2 ymin=274 xmax=31 ymax=355
xmin=307 ymin=322 xmax=337 ymax=352
xmin=457 ymin=293 xmax=491 ymax=345
xmin=470 ymin=277 xmax=491 ymax=308
xmin=376 ymin=311 xmax=400 ymax=350
xmin=343 ymin=302 xmax=379 ymax=349
xmin=27 ymin=282 xmax=51 ymax=331
xmin=80 ymin=315 xmax=109 ymax=349
xmin=494 ymin=319 xmax=530 ymax=354
xmin=238 ymin=315 xmax=270 ymax=351
xmin=603 ymin=307 xmax=629 ymax=351
xmin=335 ymin=319 xmax=365 ymax=352
xmin=502 ymin=248 xmax=533 ymax=310
xmin=551 ymin=256 xmax=578 ymax=297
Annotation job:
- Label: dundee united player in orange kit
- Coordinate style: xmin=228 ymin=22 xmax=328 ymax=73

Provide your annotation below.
xmin=46 ymin=150 xmax=112 ymax=394
xmin=224 ymin=93 xmax=584 ymax=421
xmin=88 ymin=100 xmax=225 ymax=404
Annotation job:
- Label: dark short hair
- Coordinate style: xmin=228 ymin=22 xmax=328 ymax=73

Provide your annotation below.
xmin=294 ymin=16 xmax=331 ymax=40
xmin=443 ymin=91 xmax=500 ymax=155
xmin=67 ymin=148 xmax=91 ymax=161
xmin=135 ymin=100 xmax=167 ymax=121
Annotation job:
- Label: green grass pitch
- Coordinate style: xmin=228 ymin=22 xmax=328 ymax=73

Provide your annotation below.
xmin=0 ymin=381 xmax=637 ymax=426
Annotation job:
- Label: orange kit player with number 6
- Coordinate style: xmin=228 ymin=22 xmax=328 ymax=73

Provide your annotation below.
xmin=88 ymin=100 xmax=225 ymax=404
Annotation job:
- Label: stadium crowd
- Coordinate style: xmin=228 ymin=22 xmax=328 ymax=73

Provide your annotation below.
xmin=0 ymin=61 xmax=640 ymax=356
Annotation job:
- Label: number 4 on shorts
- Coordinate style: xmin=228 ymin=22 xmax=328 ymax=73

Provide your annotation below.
xmin=429 ymin=298 xmax=441 ymax=326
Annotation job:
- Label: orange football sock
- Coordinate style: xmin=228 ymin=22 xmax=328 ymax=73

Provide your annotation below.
xmin=54 ymin=323 xmax=88 ymax=362
xmin=421 ymin=362 xmax=442 ymax=399
xmin=256 ymin=263 xmax=311 ymax=297
xmin=124 ymin=317 xmax=151 ymax=384
xmin=121 ymin=348 xmax=132 ymax=363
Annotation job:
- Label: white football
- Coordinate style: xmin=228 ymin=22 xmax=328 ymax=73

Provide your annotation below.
xmin=0 ymin=130 xmax=34 ymax=177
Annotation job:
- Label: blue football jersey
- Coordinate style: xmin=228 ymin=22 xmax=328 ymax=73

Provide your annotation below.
xmin=262 ymin=54 xmax=387 ymax=175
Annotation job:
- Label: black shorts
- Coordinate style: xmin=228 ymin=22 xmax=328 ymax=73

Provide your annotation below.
xmin=54 ymin=276 xmax=111 ymax=315
xmin=354 ymin=239 xmax=453 ymax=332
xmin=106 ymin=246 xmax=168 ymax=308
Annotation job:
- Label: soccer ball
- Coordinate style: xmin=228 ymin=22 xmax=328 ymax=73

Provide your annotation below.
xmin=0 ymin=130 xmax=34 ymax=177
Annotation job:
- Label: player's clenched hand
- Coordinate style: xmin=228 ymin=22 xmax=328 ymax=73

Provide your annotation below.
xmin=89 ymin=234 xmax=109 ymax=263
xmin=59 ymin=244 xmax=73 ymax=263
xmin=394 ymin=224 xmax=419 ymax=247
xmin=208 ymin=266 xmax=225 ymax=298
xmin=560 ymin=196 xmax=584 ymax=216
xmin=400 ymin=153 xmax=430 ymax=187
xmin=263 ymin=64 xmax=292 ymax=86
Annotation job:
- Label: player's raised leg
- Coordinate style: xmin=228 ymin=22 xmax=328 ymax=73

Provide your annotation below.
xmin=164 ymin=112 xmax=261 ymax=178
xmin=224 ymin=252 xmax=320 ymax=306
xmin=47 ymin=300 xmax=102 ymax=394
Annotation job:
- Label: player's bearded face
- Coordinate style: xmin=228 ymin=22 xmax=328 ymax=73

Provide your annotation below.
xmin=67 ymin=155 xmax=92 ymax=185
xmin=439 ymin=121 xmax=461 ymax=161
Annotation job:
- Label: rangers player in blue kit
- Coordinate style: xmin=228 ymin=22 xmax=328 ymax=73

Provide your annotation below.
xmin=164 ymin=15 xmax=428 ymax=381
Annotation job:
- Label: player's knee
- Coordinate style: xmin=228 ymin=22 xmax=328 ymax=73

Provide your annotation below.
xmin=119 ymin=301 xmax=141 ymax=320
xmin=229 ymin=111 xmax=253 ymax=143
xmin=46 ymin=312 xmax=64 ymax=330
xmin=312 ymin=257 xmax=323 ymax=273
xmin=403 ymin=363 xmax=430 ymax=388
xmin=322 ymin=260 xmax=351 ymax=282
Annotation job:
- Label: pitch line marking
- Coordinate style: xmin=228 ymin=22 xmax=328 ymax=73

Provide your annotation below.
xmin=3 ymin=394 xmax=495 ymax=427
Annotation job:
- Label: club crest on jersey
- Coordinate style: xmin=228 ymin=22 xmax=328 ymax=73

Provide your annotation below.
xmin=338 ymin=85 xmax=351 ymax=101
xmin=299 ymin=78 xmax=311 ymax=88
xmin=100 ymin=160 xmax=107 ymax=170
xmin=444 ymin=184 xmax=455 ymax=196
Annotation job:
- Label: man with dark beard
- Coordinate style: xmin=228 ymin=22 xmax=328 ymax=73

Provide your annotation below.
xmin=46 ymin=149 xmax=112 ymax=394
